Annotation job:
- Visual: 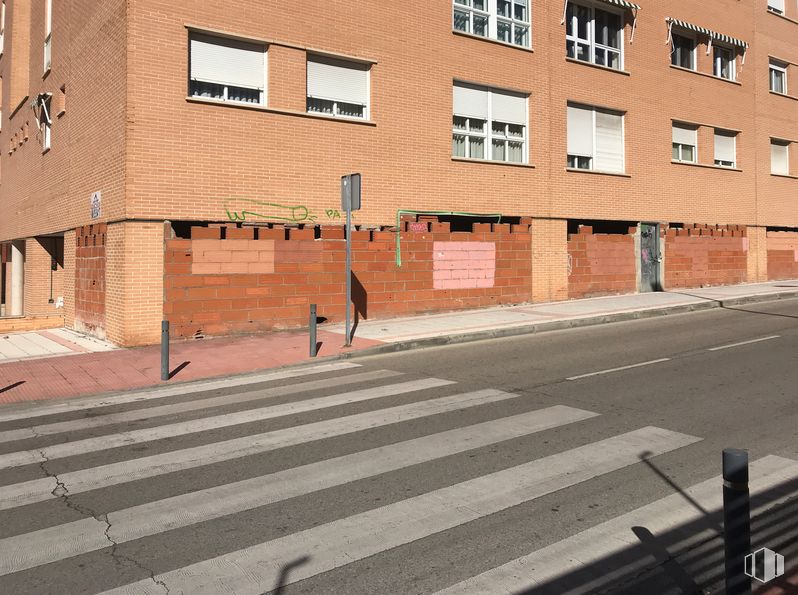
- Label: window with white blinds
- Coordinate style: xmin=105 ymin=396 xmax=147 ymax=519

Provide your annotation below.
xmin=672 ymin=123 xmax=697 ymax=163
xmin=189 ymin=33 xmax=266 ymax=105
xmin=306 ymin=56 xmax=370 ymax=119
xmin=452 ymin=82 xmax=528 ymax=163
xmin=771 ymin=140 xmax=790 ymax=175
xmin=714 ymin=130 xmax=737 ymax=168
xmin=768 ymin=0 xmax=785 ymax=14
xmin=567 ymin=104 xmax=624 ymax=173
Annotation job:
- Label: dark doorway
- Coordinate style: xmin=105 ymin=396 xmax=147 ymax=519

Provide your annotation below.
xmin=640 ymin=223 xmax=661 ymax=292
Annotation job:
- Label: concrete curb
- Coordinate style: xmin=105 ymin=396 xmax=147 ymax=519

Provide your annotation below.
xmin=333 ymin=290 xmax=798 ymax=361
xmin=5 ymin=289 xmax=795 ymax=409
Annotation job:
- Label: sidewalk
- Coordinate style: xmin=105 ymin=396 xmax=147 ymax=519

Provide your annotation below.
xmin=0 ymin=280 xmax=796 ymax=406
xmin=325 ymin=280 xmax=798 ymax=344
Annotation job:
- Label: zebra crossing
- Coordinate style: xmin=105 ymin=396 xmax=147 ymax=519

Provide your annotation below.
xmin=0 ymin=361 xmax=794 ymax=594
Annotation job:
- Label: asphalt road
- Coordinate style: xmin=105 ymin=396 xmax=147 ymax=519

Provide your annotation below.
xmin=0 ymin=297 xmax=797 ymax=594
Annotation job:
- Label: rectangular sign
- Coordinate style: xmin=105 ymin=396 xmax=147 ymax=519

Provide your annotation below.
xmin=341 ymin=174 xmax=361 ymax=211
xmin=90 ymin=191 xmax=101 ymax=219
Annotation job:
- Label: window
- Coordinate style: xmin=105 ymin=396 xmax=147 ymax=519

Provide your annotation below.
xmin=671 ymin=34 xmax=695 ymax=70
xmin=768 ymin=0 xmax=785 ymax=14
xmin=713 ymin=45 xmax=735 ymax=81
xmin=189 ymin=33 xmax=266 ymax=105
xmin=672 ymin=124 xmax=697 ymax=163
xmin=44 ymin=0 xmax=52 ymax=73
xmin=566 ymin=2 xmax=623 ymax=70
xmin=1 ymin=2 xmax=5 ymax=56
xmin=714 ymin=130 xmax=736 ymax=168
xmin=770 ymin=61 xmax=787 ymax=94
xmin=452 ymin=83 xmax=528 ymax=163
xmin=38 ymin=95 xmax=51 ymax=151
xmin=306 ymin=56 xmax=370 ymax=119
xmin=453 ymin=0 xmax=530 ymax=48
xmin=771 ymin=140 xmax=790 ymax=175
xmin=567 ymin=104 xmax=624 ymax=173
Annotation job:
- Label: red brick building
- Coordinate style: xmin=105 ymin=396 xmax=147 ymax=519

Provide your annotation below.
xmin=0 ymin=0 xmax=796 ymax=345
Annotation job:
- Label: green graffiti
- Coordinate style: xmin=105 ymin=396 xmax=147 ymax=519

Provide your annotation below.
xmin=224 ymin=199 xmax=318 ymax=223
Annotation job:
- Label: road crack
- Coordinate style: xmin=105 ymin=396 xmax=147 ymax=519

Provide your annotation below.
xmin=35 ymin=443 xmax=170 ymax=594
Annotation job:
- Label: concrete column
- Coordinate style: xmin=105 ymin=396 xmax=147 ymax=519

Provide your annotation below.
xmin=10 ymin=240 xmax=24 ymax=316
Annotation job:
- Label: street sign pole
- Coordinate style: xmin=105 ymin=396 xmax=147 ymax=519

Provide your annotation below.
xmin=345 ymin=205 xmax=352 ymax=346
xmin=341 ymin=174 xmax=362 ymax=347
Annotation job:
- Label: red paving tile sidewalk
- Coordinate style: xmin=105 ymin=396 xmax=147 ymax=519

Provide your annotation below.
xmin=0 ymin=330 xmax=383 ymax=405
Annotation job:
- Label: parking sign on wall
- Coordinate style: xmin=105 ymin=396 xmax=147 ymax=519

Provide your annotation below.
xmin=90 ymin=191 xmax=101 ymax=219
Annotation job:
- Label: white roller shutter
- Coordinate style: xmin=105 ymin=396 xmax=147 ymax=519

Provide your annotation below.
xmin=567 ymin=105 xmax=594 ymax=157
xmin=672 ymin=124 xmax=697 ymax=146
xmin=190 ymin=34 xmax=265 ymax=89
xmin=714 ymin=131 xmax=736 ymax=164
xmin=768 ymin=0 xmax=785 ymax=11
xmin=491 ymin=90 xmax=527 ymax=125
xmin=771 ymin=141 xmax=789 ymax=175
xmin=453 ymin=84 xmax=489 ymax=119
xmin=594 ymin=110 xmax=624 ymax=173
xmin=307 ymin=57 xmax=369 ymax=105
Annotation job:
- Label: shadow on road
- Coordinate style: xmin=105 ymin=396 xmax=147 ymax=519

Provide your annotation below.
xmin=672 ymin=291 xmax=798 ymax=321
xmin=270 ymin=555 xmax=311 ymax=595
xmin=513 ymin=458 xmax=798 ymax=594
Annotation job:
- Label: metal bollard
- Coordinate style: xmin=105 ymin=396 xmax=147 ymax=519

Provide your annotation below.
xmin=309 ymin=304 xmax=317 ymax=357
xmin=161 ymin=320 xmax=170 ymax=381
xmin=723 ymin=448 xmax=751 ymax=595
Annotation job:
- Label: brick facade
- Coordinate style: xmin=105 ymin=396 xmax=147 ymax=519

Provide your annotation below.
xmin=23 ymin=237 xmax=64 ymax=317
xmin=74 ymin=224 xmax=107 ymax=339
xmin=0 ymin=1 xmax=796 ymax=345
xmin=766 ymin=231 xmax=798 ymax=281
xmin=164 ymin=223 xmax=532 ymax=339
xmin=568 ymin=227 xmax=638 ymax=299
xmin=664 ymin=226 xmax=749 ymax=289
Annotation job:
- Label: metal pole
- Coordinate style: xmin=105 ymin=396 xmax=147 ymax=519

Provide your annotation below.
xmin=345 ymin=208 xmax=352 ymax=346
xmin=723 ymin=448 xmax=751 ymax=595
xmin=310 ymin=304 xmax=317 ymax=357
xmin=160 ymin=320 xmax=170 ymax=381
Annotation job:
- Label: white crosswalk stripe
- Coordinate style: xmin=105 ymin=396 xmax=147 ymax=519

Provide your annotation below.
xmin=0 ymin=388 xmax=518 ymax=510
xmin=6 ymin=365 xmax=787 ymax=595
xmin=99 ymin=427 xmax=700 ymax=595
xmin=0 ymin=361 xmax=362 ymax=424
xmin=0 ymin=377 xmax=454 ymax=469
xmin=0 ymin=369 xmax=402 ymax=443
xmin=434 ymin=454 xmax=798 ymax=594
xmin=0 ymin=406 xmax=599 ymax=575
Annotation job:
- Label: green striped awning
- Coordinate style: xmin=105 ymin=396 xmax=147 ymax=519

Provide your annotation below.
xmin=666 ymin=17 xmax=748 ymax=49
xmin=600 ymin=0 xmax=641 ymax=10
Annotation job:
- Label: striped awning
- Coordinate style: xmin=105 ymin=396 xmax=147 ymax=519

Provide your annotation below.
xmin=666 ymin=17 xmax=748 ymax=49
xmin=600 ymin=0 xmax=641 ymax=10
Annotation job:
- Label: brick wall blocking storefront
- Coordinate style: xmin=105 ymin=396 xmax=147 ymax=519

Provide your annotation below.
xmin=164 ymin=222 xmax=533 ymax=339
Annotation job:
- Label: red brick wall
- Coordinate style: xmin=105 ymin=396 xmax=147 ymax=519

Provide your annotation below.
xmin=568 ymin=227 xmax=637 ymax=299
xmin=664 ymin=225 xmax=748 ymax=289
xmin=23 ymin=237 xmax=64 ymax=317
xmin=74 ymin=224 xmax=107 ymax=339
xmin=766 ymin=231 xmax=798 ymax=281
xmin=164 ymin=222 xmax=532 ymax=339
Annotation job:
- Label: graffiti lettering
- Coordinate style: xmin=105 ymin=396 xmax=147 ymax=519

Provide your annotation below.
xmin=224 ymin=200 xmax=343 ymax=224
xmin=225 ymin=199 xmax=317 ymax=223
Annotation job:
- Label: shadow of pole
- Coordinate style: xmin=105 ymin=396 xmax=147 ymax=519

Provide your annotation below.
xmin=350 ymin=273 xmax=367 ymax=343
xmin=168 ymin=361 xmax=191 ymax=380
xmin=670 ymin=291 xmax=798 ymax=320
xmin=0 ymin=380 xmax=25 ymax=394
xmin=270 ymin=555 xmax=311 ymax=595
